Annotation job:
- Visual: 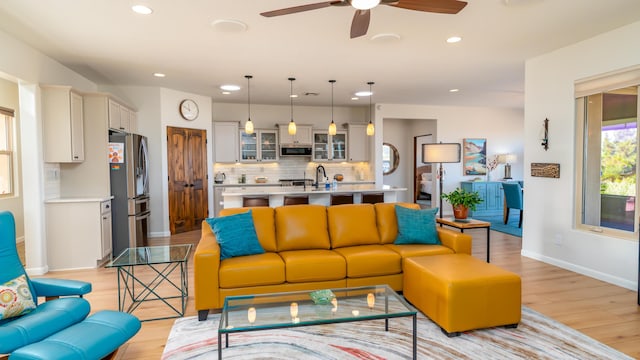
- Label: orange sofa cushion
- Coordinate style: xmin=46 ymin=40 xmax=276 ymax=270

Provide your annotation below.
xmin=219 ymin=207 xmax=277 ymax=252
xmin=275 ymin=205 xmax=330 ymax=251
xmin=279 ymin=250 xmax=346 ymax=283
xmin=327 ymin=204 xmax=380 ymax=248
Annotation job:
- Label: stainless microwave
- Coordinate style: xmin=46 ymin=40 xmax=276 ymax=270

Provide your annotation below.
xmin=280 ymin=145 xmax=312 ymax=157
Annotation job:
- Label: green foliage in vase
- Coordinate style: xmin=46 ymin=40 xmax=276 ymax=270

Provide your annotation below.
xmin=441 ymin=188 xmax=483 ymax=211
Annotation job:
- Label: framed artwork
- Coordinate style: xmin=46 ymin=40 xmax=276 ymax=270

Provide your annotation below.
xmin=463 ymin=138 xmax=487 ymax=175
xmin=531 ymin=163 xmax=560 ymax=178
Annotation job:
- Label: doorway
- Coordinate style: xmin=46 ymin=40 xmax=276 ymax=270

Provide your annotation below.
xmin=167 ymin=126 xmax=208 ymax=234
xmin=414 ymin=134 xmax=434 ymax=207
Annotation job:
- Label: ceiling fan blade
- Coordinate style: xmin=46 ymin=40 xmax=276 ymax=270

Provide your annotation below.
xmin=387 ymin=0 xmax=467 ymax=14
xmin=350 ymin=9 xmax=370 ymax=38
xmin=260 ymin=1 xmax=342 ymax=17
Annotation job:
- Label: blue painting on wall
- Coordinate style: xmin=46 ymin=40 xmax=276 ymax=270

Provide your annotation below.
xmin=463 ymin=138 xmax=487 ymax=175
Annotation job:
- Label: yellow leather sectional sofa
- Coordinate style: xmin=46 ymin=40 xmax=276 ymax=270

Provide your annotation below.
xmin=194 ymin=202 xmax=472 ymax=321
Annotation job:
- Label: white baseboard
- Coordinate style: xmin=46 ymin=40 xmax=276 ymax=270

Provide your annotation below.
xmin=25 ymin=266 xmax=48 ymax=276
xmin=521 ymin=249 xmax=637 ymax=291
xmin=149 ymin=231 xmax=171 ymax=238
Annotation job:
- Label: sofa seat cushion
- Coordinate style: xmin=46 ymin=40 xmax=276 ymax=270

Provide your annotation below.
xmin=384 ymin=244 xmax=454 ymax=263
xmin=219 ymin=253 xmax=285 ymax=288
xmin=0 ymin=297 xmax=90 ymax=354
xmin=328 ymin=204 xmax=380 ymax=248
xmin=333 ymin=245 xmax=401 ymax=278
xmin=280 ymin=250 xmax=346 ymax=283
xmin=275 ymin=205 xmax=330 ymax=251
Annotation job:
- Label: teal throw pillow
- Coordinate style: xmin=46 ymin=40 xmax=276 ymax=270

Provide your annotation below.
xmin=394 ymin=205 xmax=440 ymax=245
xmin=205 ymin=210 xmax=264 ymax=260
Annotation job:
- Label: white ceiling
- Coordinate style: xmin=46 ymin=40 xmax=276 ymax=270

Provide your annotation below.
xmin=1 ymin=0 xmax=640 ymax=109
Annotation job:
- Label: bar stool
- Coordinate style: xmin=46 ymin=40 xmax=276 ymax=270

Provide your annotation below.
xmin=283 ymin=195 xmax=309 ymax=205
xmin=361 ymin=193 xmax=384 ymax=204
xmin=242 ymin=196 xmax=270 ymax=207
xmin=330 ymin=194 xmax=354 ymax=206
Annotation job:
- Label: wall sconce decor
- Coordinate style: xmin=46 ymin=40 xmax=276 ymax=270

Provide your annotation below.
xmin=541 ymin=118 xmax=549 ymax=151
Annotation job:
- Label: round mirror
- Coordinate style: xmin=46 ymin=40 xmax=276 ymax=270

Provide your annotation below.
xmin=382 ymin=143 xmax=399 ymax=175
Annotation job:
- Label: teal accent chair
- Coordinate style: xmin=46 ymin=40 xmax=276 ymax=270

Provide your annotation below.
xmin=0 ymin=211 xmax=141 ymax=359
xmin=502 ymin=182 xmax=524 ymax=228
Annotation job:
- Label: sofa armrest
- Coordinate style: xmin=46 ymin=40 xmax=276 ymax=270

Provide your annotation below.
xmin=437 ymin=228 xmax=472 ymax=255
xmin=30 ymin=278 xmax=92 ymax=299
xmin=195 ymin=221 xmax=222 ymax=314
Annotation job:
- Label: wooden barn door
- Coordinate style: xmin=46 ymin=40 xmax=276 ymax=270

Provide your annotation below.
xmin=167 ymin=126 xmax=208 ymax=234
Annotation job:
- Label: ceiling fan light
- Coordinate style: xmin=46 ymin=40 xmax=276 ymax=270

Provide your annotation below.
xmin=288 ymin=120 xmax=297 ymax=135
xmin=351 ymin=0 xmax=380 ymax=10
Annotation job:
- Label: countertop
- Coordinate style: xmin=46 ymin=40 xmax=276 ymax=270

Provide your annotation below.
xmin=214 ymin=181 xmax=374 ymax=188
xmin=45 ymin=196 xmax=114 ymax=203
xmin=221 ymin=184 xmax=406 ymax=196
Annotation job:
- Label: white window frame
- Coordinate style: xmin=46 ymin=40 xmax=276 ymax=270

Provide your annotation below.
xmin=0 ymin=106 xmax=15 ymax=198
xmin=574 ymin=65 xmax=640 ymax=240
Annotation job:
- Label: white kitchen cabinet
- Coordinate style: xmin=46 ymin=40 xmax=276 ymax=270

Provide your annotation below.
xmin=108 ymin=98 xmax=121 ymax=130
xmin=214 ymin=122 xmax=240 ymax=163
xmin=313 ymin=131 xmax=346 ymax=161
xmin=278 ymin=124 xmax=312 ymax=145
xmin=108 ymin=98 xmax=136 ymax=132
xmin=347 ymin=124 xmax=370 ymax=162
xmin=240 ymin=129 xmax=278 ymax=162
xmin=42 ymin=85 xmax=85 ymax=163
xmin=45 ymin=198 xmax=112 ymax=270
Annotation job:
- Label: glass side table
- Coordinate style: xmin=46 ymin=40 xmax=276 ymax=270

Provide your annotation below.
xmin=107 ymin=244 xmax=191 ymax=321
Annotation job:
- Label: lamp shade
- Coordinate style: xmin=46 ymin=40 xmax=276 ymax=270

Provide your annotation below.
xmin=422 ymin=143 xmax=461 ymax=163
xmin=498 ymin=153 xmax=517 ymax=164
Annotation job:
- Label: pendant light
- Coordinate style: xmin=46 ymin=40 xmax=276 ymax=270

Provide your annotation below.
xmin=328 ymin=80 xmax=337 ymax=136
xmin=288 ymin=77 xmax=297 ymax=136
xmin=366 ymin=81 xmax=375 ymax=136
xmin=244 ymin=75 xmax=254 ymax=135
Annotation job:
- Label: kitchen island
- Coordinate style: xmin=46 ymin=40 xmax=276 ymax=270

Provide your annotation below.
xmin=220 ymin=184 xmax=407 ymax=209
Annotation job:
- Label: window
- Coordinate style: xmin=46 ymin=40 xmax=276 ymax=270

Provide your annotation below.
xmin=0 ymin=107 xmax=14 ymax=197
xmin=575 ymin=66 xmax=640 ymax=237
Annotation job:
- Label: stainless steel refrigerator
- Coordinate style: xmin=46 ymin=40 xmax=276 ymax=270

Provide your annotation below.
xmin=109 ymin=131 xmax=150 ymax=257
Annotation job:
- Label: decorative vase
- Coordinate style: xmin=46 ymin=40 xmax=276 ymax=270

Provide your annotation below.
xmin=453 ymin=205 xmax=469 ymax=220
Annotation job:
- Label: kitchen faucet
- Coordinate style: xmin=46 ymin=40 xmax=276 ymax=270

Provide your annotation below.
xmin=315 ymin=165 xmax=326 ymax=189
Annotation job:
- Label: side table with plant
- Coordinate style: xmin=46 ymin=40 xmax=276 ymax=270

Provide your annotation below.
xmin=441 ymin=188 xmax=483 ymax=220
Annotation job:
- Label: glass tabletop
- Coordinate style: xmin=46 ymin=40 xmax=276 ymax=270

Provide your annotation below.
xmin=219 ymin=285 xmax=416 ymax=334
xmin=107 ymin=244 xmax=192 ymax=267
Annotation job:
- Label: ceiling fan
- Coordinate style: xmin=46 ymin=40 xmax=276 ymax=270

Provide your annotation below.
xmin=260 ymin=0 xmax=468 ymax=39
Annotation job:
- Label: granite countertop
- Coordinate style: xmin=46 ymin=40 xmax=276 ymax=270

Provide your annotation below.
xmin=221 ymin=184 xmax=406 ymax=196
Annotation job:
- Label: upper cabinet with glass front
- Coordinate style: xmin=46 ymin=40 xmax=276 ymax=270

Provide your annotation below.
xmin=313 ymin=131 xmax=346 ymax=161
xmin=240 ymin=129 xmax=278 ymax=162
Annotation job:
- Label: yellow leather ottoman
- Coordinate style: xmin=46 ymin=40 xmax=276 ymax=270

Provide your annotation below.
xmin=404 ymin=254 xmax=521 ymax=337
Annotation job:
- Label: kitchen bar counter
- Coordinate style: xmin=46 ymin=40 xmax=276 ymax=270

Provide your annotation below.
xmin=221 ymin=184 xmax=406 ymax=208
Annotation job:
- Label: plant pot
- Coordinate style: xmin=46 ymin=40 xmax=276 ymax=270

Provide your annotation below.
xmin=453 ymin=205 xmax=469 ymax=220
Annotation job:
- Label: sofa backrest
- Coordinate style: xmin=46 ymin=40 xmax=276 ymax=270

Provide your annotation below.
xmin=275 ymin=205 xmax=330 ymax=251
xmin=327 ymin=204 xmax=380 ymax=248
xmin=374 ymin=202 xmax=420 ymax=244
xmin=219 ymin=207 xmax=277 ymax=252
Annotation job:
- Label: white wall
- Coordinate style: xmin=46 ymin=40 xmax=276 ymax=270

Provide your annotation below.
xmin=0 ymin=77 xmax=24 ymax=241
xmin=0 ymin=28 xmax=97 ymax=274
xmin=375 ymin=104 xmax=524 ymax=215
xmin=523 ymin=20 xmax=640 ymax=290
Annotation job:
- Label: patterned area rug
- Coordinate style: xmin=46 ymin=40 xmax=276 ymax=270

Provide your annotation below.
xmin=161 ymin=307 xmax=631 ymax=359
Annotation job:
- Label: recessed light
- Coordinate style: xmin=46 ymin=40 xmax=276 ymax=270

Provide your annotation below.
xmin=222 ymin=91 xmax=231 ymax=95
xmin=131 ymin=5 xmax=153 ymax=15
xmin=355 ymin=91 xmax=373 ymax=97
xmin=290 ymin=94 xmax=298 ymax=98
xmin=351 ymin=97 xmax=359 ymax=100
xmin=370 ymin=33 xmax=401 ymax=43
xmin=211 ymin=19 xmax=248 ymax=33
xmin=153 ymin=72 xmax=165 ymax=78
xmin=220 ymin=84 xmax=241 ymax=91
xmin=446 ymin=36 xmax=462 ymax=43
xmin=449 ymin=88 xmax=460 ymax=92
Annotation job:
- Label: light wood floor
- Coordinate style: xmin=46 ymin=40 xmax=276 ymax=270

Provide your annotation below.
xmin=28 ymin=229 xmax=640 ymax=359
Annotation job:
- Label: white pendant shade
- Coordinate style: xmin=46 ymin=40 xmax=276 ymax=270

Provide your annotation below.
xmin=366 ymin=121 xmax=375 ymax=136
xmin=288 ymin=120 xmax=297 ymax=135
xmin=351 ymin=0 xmax=380 ymax=10
xmin=245 ymin=119 xmax=254 ymax=134
xmin=328 ymin=121 xmax=337 ymax=136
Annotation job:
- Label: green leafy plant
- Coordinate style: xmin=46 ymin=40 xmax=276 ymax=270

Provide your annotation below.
xmin=441 ymin=188 xmax=483 ymax=211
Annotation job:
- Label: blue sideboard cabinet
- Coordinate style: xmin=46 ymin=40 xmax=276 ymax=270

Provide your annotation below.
xmin=460 ymin=181 xmax=504 ymax=217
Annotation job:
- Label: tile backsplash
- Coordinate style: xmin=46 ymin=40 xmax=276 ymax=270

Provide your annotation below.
xmin=213 ymin=158 xmax=372 ymax=185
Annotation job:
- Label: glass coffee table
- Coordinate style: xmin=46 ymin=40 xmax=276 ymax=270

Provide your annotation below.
xmin=107 ymin=244 xmax=191 ymax=321
xmin=219 ymin=285 xmax=417 ymax=359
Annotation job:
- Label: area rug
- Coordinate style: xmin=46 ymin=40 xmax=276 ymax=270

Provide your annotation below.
xmin=474 ymin=213 xmax=522 ymax=237
xmin=161 ymin=307 xmax=631 ymax=359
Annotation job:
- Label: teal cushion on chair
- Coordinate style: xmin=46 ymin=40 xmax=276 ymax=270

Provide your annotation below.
xmin=206 ymin=210 xmax=265 ymax=260
xmin=394 ymin=205 xmax=440 ymax=245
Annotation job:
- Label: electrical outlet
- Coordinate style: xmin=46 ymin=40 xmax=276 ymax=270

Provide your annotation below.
xmin=554 ymin=234 xmax=563 ymax=246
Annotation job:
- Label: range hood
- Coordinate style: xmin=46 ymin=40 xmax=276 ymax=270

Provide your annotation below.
xmin=280 ymin=144 xmax=312 ymax=157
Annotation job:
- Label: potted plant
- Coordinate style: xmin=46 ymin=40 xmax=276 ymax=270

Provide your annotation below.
xmin=441 ymin=188 xmax=483 ymax=219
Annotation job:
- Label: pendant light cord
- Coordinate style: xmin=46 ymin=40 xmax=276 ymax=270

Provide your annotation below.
xmin=289 ymin=77 xmax=295 ymax=121
xmin=331 ymin=80 xmax=335 ymax=121
xmin=246 ymin=75 xmax=252 ymax=120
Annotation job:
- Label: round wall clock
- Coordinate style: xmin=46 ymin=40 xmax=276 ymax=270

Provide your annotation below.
xmin=179 ymin=99 xmax=199 ymax=121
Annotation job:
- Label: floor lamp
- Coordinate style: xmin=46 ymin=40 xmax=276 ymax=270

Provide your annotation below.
xmin=422 ymin=142 xmax=462 ymax=219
